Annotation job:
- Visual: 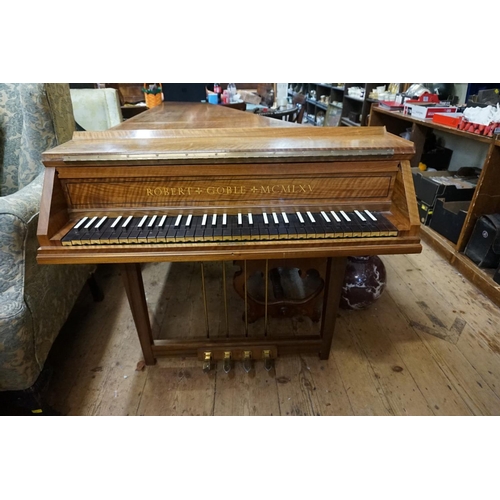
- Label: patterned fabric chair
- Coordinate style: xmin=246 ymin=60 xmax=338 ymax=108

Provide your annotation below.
xmin=0 ymin=83 xmax=95 ymax=396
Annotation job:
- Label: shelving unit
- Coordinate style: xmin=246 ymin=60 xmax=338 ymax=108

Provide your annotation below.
xmin=289 ymin=83 xmax=388 ymax=126
xmin=370 ymin=106 xmax=500 ymax=306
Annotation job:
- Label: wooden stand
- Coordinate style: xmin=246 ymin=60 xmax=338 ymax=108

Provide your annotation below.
xmin=121 ymin=257 xmax=347 ymax=364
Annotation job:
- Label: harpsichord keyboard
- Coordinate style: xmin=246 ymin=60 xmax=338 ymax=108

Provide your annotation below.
xmin=61 ymin=209 xmax=398 ymax=246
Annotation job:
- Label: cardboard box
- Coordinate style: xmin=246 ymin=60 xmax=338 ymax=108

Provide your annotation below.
xmin=404 ymin=104 xmax=458 ymax=119
xmin=432 ymin=112 xmax=464 ymax=128
xmin=429 ymin=199 xmax=470 ymax=244
xmin=411 ymin=168 xmax=476 ymax=207
xmin=238 ymin=90 xmax=262 ymax=105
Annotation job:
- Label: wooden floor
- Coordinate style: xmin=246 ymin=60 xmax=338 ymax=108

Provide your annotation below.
xmin=44 ymin=242 xmax=500 ymax=416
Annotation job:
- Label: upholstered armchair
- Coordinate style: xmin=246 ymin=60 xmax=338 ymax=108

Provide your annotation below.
xmin=0 ymin=83 xmax=95 ymax=399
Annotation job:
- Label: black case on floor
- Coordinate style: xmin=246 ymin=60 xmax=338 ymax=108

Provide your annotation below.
xmin=429 ymin=199 xmax=470 ymax=244
xmin=464 ymin=214 xmax=500 ymax=268
xmin=417 ymin=199 xmax=434 ymax=225
xmin=493 ymin=265 xmax=500 ymax=285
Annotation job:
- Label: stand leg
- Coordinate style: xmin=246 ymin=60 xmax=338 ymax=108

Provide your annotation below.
xmin=87 ymin=272 xmax=104 ymax=302
xmin=121 ymin=263 xmax=156 ymax=365
xmin=319 ymin=257 xmax=347 ymax=360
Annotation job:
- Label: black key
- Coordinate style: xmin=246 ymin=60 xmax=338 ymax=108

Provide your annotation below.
xmin=290 ymin=213 xmax=307 ymax=239
xmin=78 ymin=216 xmax=102 ymax=245
xmin=135 ymin=215 xmax=154 ymax=243
xmin=146 ymin=215 xmax=165 ymax=243
xmin=329 ymin=211 xmax=345 ymax=238
xmin=343 ymin=211 xmax=363 ymax=238
xmin=106 ymin=216 xmax=126 ymax=244
xmin=353 ymin=210 xmax=376 ymax=237
xmin=255 ymin=214 xmax=269 ymax=241
xmin=119 ymin=216 xmax=143 ymax=243
xmin=62 ymin=216 xmax=89 ymax=245
xmin=128 ymin=216 xmax=149 ymax=243
xmin=91 ymin=216 xmax=114 ymax=244
xmin=100 ymin=216 xmax=122 ymax=244
xmin=184 ymin=226 xmax=196 ymax=242
xmin=158 ymin=215 xmax=174 ymax=242
xmin=194 ymin=216 xmax=206 ymax=242
xmin=268 ymin=214 xmax=280 ymax=240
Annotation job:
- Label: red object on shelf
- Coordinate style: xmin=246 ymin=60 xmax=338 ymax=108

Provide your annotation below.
xmin=404 ymin=104 xmax=458 ymax=119
xmin=457 ymin=118 xmax=500 ymax=137
xmin=378 ymin=101 xmax=404 ymax=111
xmin=405 ymin=93 xmax=440 ymax=104
xmin=432 ymin=112 xmax=464 ymax=128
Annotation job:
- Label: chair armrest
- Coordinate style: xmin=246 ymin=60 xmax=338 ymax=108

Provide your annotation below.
xmin=0 ymin=173 xmax=43 ymax=298
xmin=0 ymin=172 xmax=43 ymax=221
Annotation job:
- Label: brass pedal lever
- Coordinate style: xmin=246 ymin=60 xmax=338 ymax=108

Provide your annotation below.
xmin=202 ymin=351 xmax=212 ymax=373
xmin=263 ymin=349 xmax=274 ymax=371
xmin=223 ymin=351 xmax=232 ymax=374
xmin=243 ymin=351 xmax=253 ymax=373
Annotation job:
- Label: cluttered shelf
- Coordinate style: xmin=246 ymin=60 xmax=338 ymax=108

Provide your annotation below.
xmin=370 ymin=105 xmax=500 ymax=307
xmin=371 ymin=106 xmax=494 ymax=145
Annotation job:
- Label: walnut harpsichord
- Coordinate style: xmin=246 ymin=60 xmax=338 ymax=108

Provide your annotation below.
xmin=36 ymin=102 xmax=420 ymax=365
xmin=37 ymin=107 xmax=420 ymax=265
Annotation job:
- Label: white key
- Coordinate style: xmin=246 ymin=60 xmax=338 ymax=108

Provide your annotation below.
xmin=95 ymin=216 xmax=108 ymax=229
xmin=340 ymin=211 xmax=351 ymax=222
xmin=74 ymin=217 xmax=88 ymax=229
xmin=307 ymin=211 xmax=316 ymax=223
xmin=272 ymin=212 xmax=279 ymax=224
xmin=174 ymin=215 xmax=182 ymax=227
xmin=122 ymin=215 xmax=133 ymax=228
xmin=212 ymin=214 xmax=217 ymax=226
xmin=330 ymin=211 xmax=341 ymax=223
xmin=237 ymin=213 xmax=242 ymax=225
xmin=110 ymin=216 xmax=122 ymax=228
xmin=321 ymin=211 xmax=331 ymax=222
xmin=201 ymin=214 xmax=208 ymax=227
xmin=185 ymin=214 xmax=193 ymax=227
xmin=158 ymin=215 xmax=167 ymax=227
xmin=263 ymin=212 xmax=269 ymax=224
xmin=84 ymin=216 xmax=98 ymax=229
xmin=138 ymin=215 xmax=148 ymax=228
xmin=296 ymin=211 xmax=305 ymax=224
xmin=365 ymin=210 xmax=377 ymax=221
xmin=354 ymin=210 xmax=366 ymax=222
xmin=248 ymin=213 xmax=253 ymax=225
xmin=282 ymin=212 xmax=289 ymax=224
xmin=222 ymin=213 xmax=227 ymax=226
xmin=147 ymin=215 xmax=157 ymax=227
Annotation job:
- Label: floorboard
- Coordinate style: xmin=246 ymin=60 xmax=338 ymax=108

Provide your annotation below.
xmin=41 ymin=242 xmax=500 ymax=416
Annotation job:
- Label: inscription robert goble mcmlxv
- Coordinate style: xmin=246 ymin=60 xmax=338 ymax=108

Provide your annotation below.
xmin=145 ymin=184 xmax=314 ymax=197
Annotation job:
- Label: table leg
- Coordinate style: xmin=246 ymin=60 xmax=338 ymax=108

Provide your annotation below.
xmin=319 ymin=257 xmax=347 ymax=360
xmin=120 ymin=263 xmax=156 ymax=365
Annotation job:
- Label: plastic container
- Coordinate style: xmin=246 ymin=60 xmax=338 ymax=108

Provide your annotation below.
xmin=227 ymin=83 xmax=237 ymax=103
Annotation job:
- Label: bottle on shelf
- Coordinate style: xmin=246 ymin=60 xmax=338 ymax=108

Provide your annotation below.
xmin=214 ymin=83 xmax=221 ymax=103
xmin=227 ymin=83 xmax=237 ymax=103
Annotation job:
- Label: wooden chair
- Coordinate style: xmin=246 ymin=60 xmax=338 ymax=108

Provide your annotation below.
xmin=259 ymin=93 xmax=307 ymax=123
xmin=291 ymin=93 xmax=307 ymax=123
